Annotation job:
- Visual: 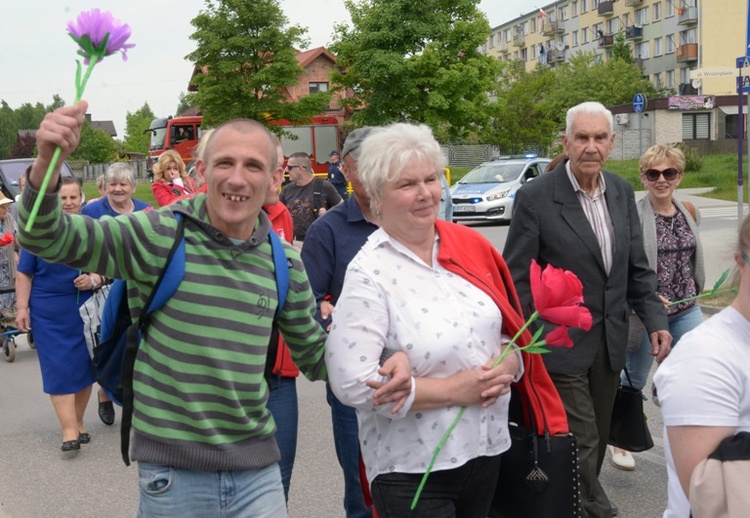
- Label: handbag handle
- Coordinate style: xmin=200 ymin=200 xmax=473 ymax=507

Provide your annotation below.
xmin=622 ymin=367 xmax=634 ymax=388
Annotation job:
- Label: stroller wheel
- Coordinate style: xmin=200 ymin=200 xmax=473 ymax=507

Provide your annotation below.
xmin=3 ymin=336 xmax=15 ymax=362
xmin=27 ymin=332 xmax=35 ymax=349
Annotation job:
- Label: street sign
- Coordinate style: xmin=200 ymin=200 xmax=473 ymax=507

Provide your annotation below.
xmin=633 ymin=93 xmax=647 ymax=113
xmin=737 ymin=56 xmax=750 ymax=69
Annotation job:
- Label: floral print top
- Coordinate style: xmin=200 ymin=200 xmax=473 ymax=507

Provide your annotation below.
xmin=655 ymin=210 xmax=697 ymax=316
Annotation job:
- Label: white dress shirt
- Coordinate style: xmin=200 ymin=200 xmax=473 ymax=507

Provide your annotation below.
xmin=326 ymin=228 xmax=516 ymax=485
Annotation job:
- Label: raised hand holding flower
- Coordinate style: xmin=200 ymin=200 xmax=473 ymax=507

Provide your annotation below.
xmin=410 ymin=259 xmax=592 ymax=510
xmin=26 ymin=9 xmax=133 ymax=231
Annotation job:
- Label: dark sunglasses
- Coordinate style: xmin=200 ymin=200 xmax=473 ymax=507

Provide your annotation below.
xmin=642 ymin=168 xmax=680 ymax=182
xmin=285 ymin=165 xmax=303 ymax=171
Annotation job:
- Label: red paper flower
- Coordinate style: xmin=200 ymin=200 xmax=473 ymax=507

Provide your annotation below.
xmin=530 ymin=259 xmax=592 ymax=347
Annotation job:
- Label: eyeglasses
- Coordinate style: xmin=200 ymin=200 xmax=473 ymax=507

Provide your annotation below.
xmin=743 ymin=252 xmax=750 ymax=266
xmin=642 ymin=168 xmax=680 ymax=182
xmin=285 ymin=165 xmax=303 ymax=172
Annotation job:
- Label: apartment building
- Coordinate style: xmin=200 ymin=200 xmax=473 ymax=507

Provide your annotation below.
xmin=482 ymin=0 xmax=747 ymax=156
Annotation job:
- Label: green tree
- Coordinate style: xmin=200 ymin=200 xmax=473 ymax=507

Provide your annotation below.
xmin=70 ymin=122 xmax=119 ymax=163
xmin=482 ymin=61 xmax=559 ymax=154
xmin=175 ymin=92 xmax=191 ymax=116
xmin=330 ymin=0 xmax=501 ymax=142
xmin=0 ymin=102 xmax=19 ymax=159
xmin=186 ymin=0 xmax=330 ymax=128
xmin=610 ymin=33 xmax=634 ymax=64
xmin=544 ymin=52 xmax=659 ymax=129
xmin=123 ymin=103 xmax=156 ymax=154
xmin=46 ymin=95 xmax=66 ymax=112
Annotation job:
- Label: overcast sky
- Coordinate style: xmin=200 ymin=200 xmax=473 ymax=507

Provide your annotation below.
xmin=0 ymin=0 xmax=535 ymax=138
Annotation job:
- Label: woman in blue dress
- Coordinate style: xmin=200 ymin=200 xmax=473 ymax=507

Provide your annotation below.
xmin=16 ymin=177 xmax=105 ymax=452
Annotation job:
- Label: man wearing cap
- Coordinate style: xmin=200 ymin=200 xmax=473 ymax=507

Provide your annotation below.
xmin=280 ymin=152 xmax=342 ymax=246
xmin=328 ymin=150 xmax=348 ymax=200
xmin=301 ymin=127 xmax=379 ymax=518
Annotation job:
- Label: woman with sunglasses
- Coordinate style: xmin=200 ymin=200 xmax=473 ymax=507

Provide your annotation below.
xmin=608 ymin=144 xmax=705 ymax=472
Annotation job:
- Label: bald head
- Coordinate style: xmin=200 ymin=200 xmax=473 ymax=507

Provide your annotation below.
xmin=204 ymin=119 xmax=278 ymax=171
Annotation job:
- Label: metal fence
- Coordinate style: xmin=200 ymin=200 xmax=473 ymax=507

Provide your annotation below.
xmin=440 ymin=145 xmax=495 ymax=168
xmin=69 ymin=160 xmax=150 ymax=183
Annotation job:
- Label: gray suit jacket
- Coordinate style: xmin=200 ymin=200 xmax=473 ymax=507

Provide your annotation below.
xmin=503 ymin=162 xmax=668 ymax=374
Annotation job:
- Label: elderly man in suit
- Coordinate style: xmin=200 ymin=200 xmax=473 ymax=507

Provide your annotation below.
xmin=503 ymin=101 xmax=672 ymax=518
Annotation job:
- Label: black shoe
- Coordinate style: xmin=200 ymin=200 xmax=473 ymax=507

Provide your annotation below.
xmin=610 ymin=502 xmax=619 ymax=517
xmin=98 ymin=397 xmax=115 ymax=426
xmin=78 ymin=432 xmax=91 ymax=444
xmin=61 ymin=439 xmax=80 ymax=452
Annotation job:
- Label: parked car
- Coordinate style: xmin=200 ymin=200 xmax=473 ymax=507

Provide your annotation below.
xmin=450 ymin=154 xmax=551 ymax=223
xmin=0 ymin=158 xmax=75 ymax=199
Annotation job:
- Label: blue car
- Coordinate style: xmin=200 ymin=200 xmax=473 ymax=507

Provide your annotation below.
xmin=451 ymin=155 xmax=551 ymax=222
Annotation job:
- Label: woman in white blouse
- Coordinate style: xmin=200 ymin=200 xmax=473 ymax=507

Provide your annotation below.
xmin=326 ymin=123 xmax=526 ymax=518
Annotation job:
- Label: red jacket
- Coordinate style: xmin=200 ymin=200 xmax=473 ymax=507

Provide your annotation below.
xmin=264 ymin=202 xmax=300 ymax=378
xmin=435 ymin=220 xmax=569 ymax=436
xmin=152 ymin=177 xmax=200 ymax=207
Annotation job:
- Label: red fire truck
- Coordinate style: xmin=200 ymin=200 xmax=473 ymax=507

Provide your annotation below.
xmin=146 ymin=115 xmax=340 ymax=176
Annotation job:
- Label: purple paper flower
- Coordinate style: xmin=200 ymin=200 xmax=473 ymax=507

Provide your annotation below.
xmin=67 ymin=8 xmax=134 ymax=63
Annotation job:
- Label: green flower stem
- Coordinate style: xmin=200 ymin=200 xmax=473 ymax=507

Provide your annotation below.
xmin=667 ymin=287 xmax=735 ymax=307
xmin=25 ymin=53 xmax=101 ymax=231
xmin=410 ymin=310 xmax=541 ymax=510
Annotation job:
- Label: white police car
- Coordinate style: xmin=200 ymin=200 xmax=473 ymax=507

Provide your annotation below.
xmin=451 ymin=154 xmax=551 ymax=222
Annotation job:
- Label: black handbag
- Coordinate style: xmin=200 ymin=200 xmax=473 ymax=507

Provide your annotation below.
xmin=489 ymin=389 xmax=583 ymax=518
xmin=608 ymin=368 xmax=654 ymax=452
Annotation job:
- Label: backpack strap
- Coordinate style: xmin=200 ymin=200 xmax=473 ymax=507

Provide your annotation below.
xmin=683 ymin=200 xmax=697 ymax=222
xmin=264 ymin=231 xmax=290 ymax=383
xmin=120 ymin=213 xmax=186 ymax=465
xmin=312 ymin=177 xmax=324 ymax=218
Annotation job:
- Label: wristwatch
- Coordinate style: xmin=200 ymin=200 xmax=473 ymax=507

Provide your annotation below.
xmin=91 ymin=276 xmax=98 ymax=290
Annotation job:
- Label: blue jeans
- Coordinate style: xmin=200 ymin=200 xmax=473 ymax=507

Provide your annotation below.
xmin=137 ymin=462 xmax=286 ymax=517
xmin=266 ymin=376 xmax=298 ymax=502
xmin=326 ymin=383 xmax=372 ymax=518
xmin=623 ymin=304 xmax=704 ymax=390
xmin=371 ymin=455 xmax=502 ymax=518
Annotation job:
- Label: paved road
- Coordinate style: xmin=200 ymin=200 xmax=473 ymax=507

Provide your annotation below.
xmin=0 ymin=187 xmax=740 ymax=518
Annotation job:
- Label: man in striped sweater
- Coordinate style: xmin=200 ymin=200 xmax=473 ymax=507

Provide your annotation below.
xmin=20 ymin=102 xmax=412 ymax=517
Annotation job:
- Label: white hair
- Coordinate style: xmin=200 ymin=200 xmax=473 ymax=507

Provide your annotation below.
xmin=565 ymin=101 xmax=614 ymax=137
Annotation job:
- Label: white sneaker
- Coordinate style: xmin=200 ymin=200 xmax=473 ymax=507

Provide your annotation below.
xmin=608 ymin=445 xmax=635 ymax=471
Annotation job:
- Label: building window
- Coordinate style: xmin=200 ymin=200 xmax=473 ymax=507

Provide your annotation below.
xmin=653 ymin=2 xmax=662 ymax=21
xmin=654 ymin=73 xmax=662 ymax=89
xmin=522 ymin=48 xmax=528 ymax=62
xmin=560 ymin=7 xmax=567 ymax=21
xmin=531 ymin=45 xmax=536 ymax=59
xmin=654 ymin=37 xmax=663 ymax=56
xmin=636 ymin=7 xmax=649 ymax=25
xmin=593 ymin=0 xmax=600 ymax=7
xmin=582 ymin=27 xmax=589 ymax=44
xmin=514 ymin=51 xmax=519 ymax=59
xmin=573 ymin=30 xmax=579 ymax=46
xmin=666 ymin=0 xmax=675 ymax=17
xmin=490 ymin=34 xmax=495 ymax=48
xmin=680 ymin=67 xmax=690 ymax=84
xmin=683 ymin=113 xmax=710 ymax=140
xmin=530 ymin=18 xmax=536 ymax=33
xmin=666 ymin=34 xmax=675 ymax=53
xmin=680 ymin=28 xmax=697 ymax=45
xmin=309 ymin=82 xmax=329 ymax=94
xmin=667 ymin=70 xmax=675 ymax=88
xmin=606 ymin=18 xmax=619 ymax=34
xmin=505 ymin=29 xmax=511 ymax=42
xmin=637 ymin=41 xmax=650 ymax=59
xmin=581 ymin=0 xmax=588 ymax=12
xmin=572 ymin=1 xmax=578 ymax=17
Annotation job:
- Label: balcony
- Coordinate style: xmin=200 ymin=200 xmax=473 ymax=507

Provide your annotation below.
xmin=625 ymin=0 xmax=643 ymax=5
xmin=542 ymin=20 xmax=563 ymax=36
xmin=598 ymin=34 xmax=614 ymax=48
xmin=498 ymin=40 xmax=509 ymax=54
xmin=548 ymin=48 xmax=565 ymax=64
xmin=513 ymin=33 xmax=525 ymax=47
xmin=625 ymin=26 xmax=643 ymax=40
xmin=598 ymin=1 xmax=614 ymax=16
xmin=678 ymin=6 xmax=698 ymax=25
xmin=676 ymin=43 xmax=699 ymax=62
xmin=679 ymin=82 xmax=699 ymax=95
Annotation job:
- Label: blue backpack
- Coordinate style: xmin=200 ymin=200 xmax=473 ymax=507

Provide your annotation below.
xmin=92 ymin=213 xmax=290 ymax=465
